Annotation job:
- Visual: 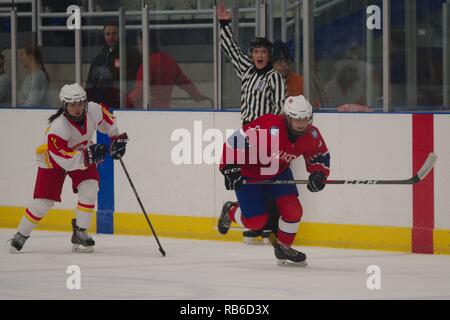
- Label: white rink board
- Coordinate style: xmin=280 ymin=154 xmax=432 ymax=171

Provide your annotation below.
xmin=434 ymin=115 xmax=450 ymax=230
xmin=114 ymin=111 xmax=412 ymax=227
xmin=0 ymin=109 xmax=81 ymax=210
xmin=1 ymin=109 xmax=447 ymax=229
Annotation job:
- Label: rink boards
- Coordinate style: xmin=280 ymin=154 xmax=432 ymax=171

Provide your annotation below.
xmin=0 ymin=109 xmax=449 ymax=254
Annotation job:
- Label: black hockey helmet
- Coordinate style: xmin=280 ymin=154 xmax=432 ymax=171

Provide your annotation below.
xmin=248 ymin=37 xmax=273 ymax=54
xmin=271 ymin=40 xmax=293 ymax=63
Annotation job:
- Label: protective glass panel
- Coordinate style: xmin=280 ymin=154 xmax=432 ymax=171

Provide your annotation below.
xmin=0 ymin=10 xmax=12 ymax=107
xmin=221 ymin=0 xmax=257 ymax=110
xmin=391 ymin=0 xmax=448 ymax=111
xmin=313 ymin=0 xmax=383 ymax=112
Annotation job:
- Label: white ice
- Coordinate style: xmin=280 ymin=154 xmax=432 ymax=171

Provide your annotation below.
xmin=1 ymin=229 xmax=450 ymax=300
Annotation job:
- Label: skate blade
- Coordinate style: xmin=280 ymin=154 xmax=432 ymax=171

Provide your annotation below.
xmin=243 ymin=237 xmax=262 ymax=245
xmin=72 ymin=244 xmax=94 ymax=253
xmin=261 ymin=238 xmax=271 ymax=246
xmin=277 ymin=259 xmax=308 ymax=267
xmin=9 ymin=246 xmax=21 ymax=254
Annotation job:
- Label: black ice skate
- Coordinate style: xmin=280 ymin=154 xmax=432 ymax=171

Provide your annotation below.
xmin=268 ymin=233 xmax=307 ymax=267
xmin=71 ymin=219 xmax=95 ymax=253
xmin=218 ymin=201 xmax=236 ymax=235
xmin=8 ymin=232 xmax=29 ymax=253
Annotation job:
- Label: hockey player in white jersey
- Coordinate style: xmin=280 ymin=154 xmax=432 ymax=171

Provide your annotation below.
xmin=9 ymin=83 xmax=128 ymax=253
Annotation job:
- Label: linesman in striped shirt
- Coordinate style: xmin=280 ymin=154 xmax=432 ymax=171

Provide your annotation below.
xmin=217 ymin=3 xmax=286 ymax=125
xmin=217 ymin=3 xmax=285 ymax=244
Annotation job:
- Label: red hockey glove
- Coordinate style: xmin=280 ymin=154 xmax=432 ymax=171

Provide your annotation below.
xmin=110 ymin=132 xmax=128 ymax=160
xmin=84 ymin=144 xmax=107 ymax=166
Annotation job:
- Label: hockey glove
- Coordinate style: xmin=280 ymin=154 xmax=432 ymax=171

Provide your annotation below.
xmin=220 ymin=164 xmax=243 ymax=191
xmin=307 ymin=171 xmax=326 ymax=192
xmin=84 ymin=144 xmax=107 ymax=167
xmin=110 ymin=132 xmax=128 ymax=160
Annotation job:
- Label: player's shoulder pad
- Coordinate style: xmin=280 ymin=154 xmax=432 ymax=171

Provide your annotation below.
xmin=86 ymin=101 xmax=103 ymax=121
xmin=308 ymin=125 xmax=322 ymax=139
xmin=48 ymin=116 xmax=70 ymax=140
xmin=244 ymin=114 xmax=284 ymax=137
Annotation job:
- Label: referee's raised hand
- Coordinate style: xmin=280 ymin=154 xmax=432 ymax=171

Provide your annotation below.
xmin=217 ymin=2 xmax=231 ymax=20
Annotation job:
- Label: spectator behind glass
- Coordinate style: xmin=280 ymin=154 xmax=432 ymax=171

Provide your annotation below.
xmin=332 ymin=41 xmax=380 ymax=109
xmin=85 ymin=21 xmax=141 ymax=100
xmin=272 ymin=40 xmax=304 ymax=97
xmin=0 ymin=53 xmax=12 ymax=106
xmin=272 ymin=40 xmax=325 ymax=109
xmin=18 ymin=44 xmax=51 ymax=108
xmin=128 ymin=31 xmax=206 ymax=108
xmin=85 ymin=66 xmax=133 ymax=109
xmin=324 ymin=64 xmax=365 ymax=107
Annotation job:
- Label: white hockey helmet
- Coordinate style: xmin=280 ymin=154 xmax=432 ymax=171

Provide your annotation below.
xmin=283 ymin=95 xmax=313 ymax=124
xmin=59 ymin=83 xmax=87 ymax=104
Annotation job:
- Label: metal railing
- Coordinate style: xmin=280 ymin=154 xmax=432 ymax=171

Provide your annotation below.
xmin=3 ymin=0 xmax=447 ymax=111
xmin=4 ymin=3 xmax=261 ymax=109
xmin=444 ymin=1 xmax=449 ymax=107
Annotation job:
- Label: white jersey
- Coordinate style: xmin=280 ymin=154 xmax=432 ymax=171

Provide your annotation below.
xmin=36 ymin=102 xmax=120 ymax=171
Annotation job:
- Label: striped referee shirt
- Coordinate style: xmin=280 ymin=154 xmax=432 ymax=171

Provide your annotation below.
xmin=220 ymin=23 xmax=286 ymax=124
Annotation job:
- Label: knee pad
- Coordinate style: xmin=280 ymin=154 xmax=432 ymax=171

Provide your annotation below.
xmin=241 ymin=214 xmax=269 ymax=231
xmin=77 ymin=180 xmax=99 ymax=204
xmin=275 ymin=195 xmax=303 ymax=222
xmin=28 ymin=198 xmax=54 ymax=220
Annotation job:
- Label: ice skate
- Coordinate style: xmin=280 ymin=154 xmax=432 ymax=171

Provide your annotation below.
xmin=8 ymin=232 xmax=29 ymax=253
xmin=243 ymin=230 xmax=262 ymax=245
xmin=268 ymin=233 xmax=307 ymax=267
xmin=71 ymin=219 xmax=95 ymax=253
xmin=218 ymin=201 xmax=236 ymax=235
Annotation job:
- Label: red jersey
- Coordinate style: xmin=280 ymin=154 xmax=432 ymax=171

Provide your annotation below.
xmin=128 ymin=52 xmax=203 ymax=108
xmin=220 ymin=114 xmax=330 ymax=180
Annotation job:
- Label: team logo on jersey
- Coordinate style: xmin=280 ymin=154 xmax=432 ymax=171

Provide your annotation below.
xmin=269 ymin=126 xmax=279 ymax=136
xmin=255 ymin=79 xmax=266 ymax=91
xmin=311 ymin=128 xmax=318 ymax=138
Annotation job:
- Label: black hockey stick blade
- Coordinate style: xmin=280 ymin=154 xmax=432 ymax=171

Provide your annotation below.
xmin=243 ymin=152 xmax=437 ymax=186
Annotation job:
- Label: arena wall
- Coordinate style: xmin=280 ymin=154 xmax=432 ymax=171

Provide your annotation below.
xmin=0 ymin=109 xmax=448 ymax=254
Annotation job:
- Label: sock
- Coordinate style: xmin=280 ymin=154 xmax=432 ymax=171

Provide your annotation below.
xmin=18 ymin=199 xmax=54 ymax=237
xmin=75 ymin=180 xmax=98 ymax=230
xmin=277 ymin=217 xmax=300 ymax=246
xmin=75 ymin=202 xmax=95 ymax=230
xmin=229 ymin=204 xmax=242 ymax=225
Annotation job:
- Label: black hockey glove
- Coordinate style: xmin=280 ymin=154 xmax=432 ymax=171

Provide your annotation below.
xmin=220 ymin=164 xmax=243 ymax=191
xmin=84 ymin=144 xmax=107 ymax=166
xmin=110 ymin=132 xmax=128 ymax=160
xmin=307 ymin=171 xmax=326 ymax=193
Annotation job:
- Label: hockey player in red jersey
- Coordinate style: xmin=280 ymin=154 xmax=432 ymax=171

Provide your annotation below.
xmin=218 ymin=95 xmax=330 ymax=266
xmin=8 ymin=83 xmax=128 ymax=253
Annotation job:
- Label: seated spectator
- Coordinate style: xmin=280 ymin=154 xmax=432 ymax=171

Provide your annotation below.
xmin=272 ymin=40 xmax=304 ymax=97
xmin=0 ymin=53 xmax=11 ymax=106
xmin=272 ymin=40 xmax=324 ymax=109
xmin=324 ymin=64 xmax=365 ymax=107
xmin=85 ymin=66 xmax=133 ymax=109
xmin=128 ymin=31 xmax=206 ymax=108
xmin=18 ymin=44 xmax=51 ymax=108
xmin=85 ymin=21 xmax=141 ymax=99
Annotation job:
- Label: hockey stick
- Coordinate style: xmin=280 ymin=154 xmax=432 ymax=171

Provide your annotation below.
xmin=118 ymin=156 xmax=166 ymax=257
xmin=243 ymin=152 xmax=437 ymax=186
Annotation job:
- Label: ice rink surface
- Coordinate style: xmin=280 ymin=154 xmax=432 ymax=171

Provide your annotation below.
xmin=1 ymin=229 xmax=450 ymax=300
